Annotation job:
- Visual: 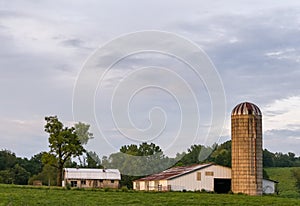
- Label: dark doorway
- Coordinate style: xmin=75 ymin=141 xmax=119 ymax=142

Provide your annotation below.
xmin=214 ymin=178 xmax=231 ymax=193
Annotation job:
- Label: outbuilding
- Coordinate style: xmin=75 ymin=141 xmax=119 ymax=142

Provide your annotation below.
xmin=63 ymin=168 xmax=121 ymax=188
xmin=263 ymin=179 xmax=278 ymax=194
xmin=133 ymin=163 xmax=232 ymax=193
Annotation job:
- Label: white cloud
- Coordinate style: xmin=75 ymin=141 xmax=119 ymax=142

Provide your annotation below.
xmin=262 ymin=96 xmax=300 ymax=155
xmin=263 ymin=96 xmax=300 ymax=131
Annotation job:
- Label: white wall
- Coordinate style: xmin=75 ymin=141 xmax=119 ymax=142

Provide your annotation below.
xmin=168 ymin=165 xmax=231 ymax=191
xmin=262 ymin=179 xmax=276 ymax=194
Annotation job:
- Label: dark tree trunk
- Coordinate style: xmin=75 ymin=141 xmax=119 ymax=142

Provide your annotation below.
xmin=57 ymin=165 xmax=63 ymax=186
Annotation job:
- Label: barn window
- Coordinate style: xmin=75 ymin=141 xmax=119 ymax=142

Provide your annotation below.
xmin=111 ymin=180 xmax=115 ymax=183
xmin=100 ymin=180 xmax=103 ymax=183
xmin=71 ymin=181 xmax=77 ymax=187
xmin=81 ymin=180 xmax=86 ymax=185
xmin=205 ymin=171 xmax=214 ymax=176
xmin=196 ymin=172 xmax=201 ymax=181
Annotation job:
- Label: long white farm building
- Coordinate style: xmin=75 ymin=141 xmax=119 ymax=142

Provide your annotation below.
xmin=133 ymin=163 xmax=277 ymax=194
xmin=63 ymin=168 xmax=121 ymax=189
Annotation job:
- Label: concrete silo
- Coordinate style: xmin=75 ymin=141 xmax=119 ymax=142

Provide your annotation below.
xmin=231 ymin=102 xmax=263 ymax=195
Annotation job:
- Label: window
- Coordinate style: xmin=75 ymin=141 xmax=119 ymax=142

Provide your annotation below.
xmin=81 ymin=180 xmax=86 ymax=185
xmin=196 ymin=172 xmax=201 ymax=181
xmin=205 ymin=171 xmax=214 ymax=176
xmin=100 ymin=180 xmax=103 ymax=183
xmin=111 ymin=180 xmax=115 ymax=183
xmin=71 ymin=181 xmax=77 ymax=187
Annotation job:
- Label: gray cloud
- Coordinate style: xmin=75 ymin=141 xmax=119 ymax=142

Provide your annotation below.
xmin=1 ymin=1 xmax=300 ymax=157
xmin=265 ymin=129 xmax=300 ymax=138
xmin=264 ymin=129 xmax=300 ymax=155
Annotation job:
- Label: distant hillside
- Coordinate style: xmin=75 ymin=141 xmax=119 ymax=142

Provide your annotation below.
xmin=265 ymin=167 xmax=300 ymax=198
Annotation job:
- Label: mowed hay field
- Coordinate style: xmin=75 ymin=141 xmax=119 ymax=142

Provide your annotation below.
xmin=0 ymin=184 xmax=299 ymax=206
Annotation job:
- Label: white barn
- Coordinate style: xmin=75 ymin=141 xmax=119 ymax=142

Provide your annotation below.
xmin=133 ymin=163 xmax=232 ymax=193
xmin=133 ymin=163 xmax=278 ymax=194
xmin=63 ymin=168 xmax=121 ymax=189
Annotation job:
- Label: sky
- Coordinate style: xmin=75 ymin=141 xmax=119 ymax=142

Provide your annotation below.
xmin=0 ymin=0 xmax=300 ymax=158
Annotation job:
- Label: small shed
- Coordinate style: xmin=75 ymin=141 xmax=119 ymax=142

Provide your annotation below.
xmin=133 ymin=163 xmax=232 ymax=193
xmin=63 ymin=168 xmax=121 ymax=188
xmin=262 ymin=179 xmax=278 ymax=194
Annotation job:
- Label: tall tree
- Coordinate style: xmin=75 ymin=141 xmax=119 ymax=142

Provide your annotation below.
xmin=263 ymin=149 xmax=275 ymax=167
xmin=74 ymin=122 xmax=97 ymax=167
xmin=43 ymin=116 xmax=85 ymax=186
xmin=86 ymin=151 xmax=102 ymax=168
xmin=0 ymin=150 xmax=17 ymax=170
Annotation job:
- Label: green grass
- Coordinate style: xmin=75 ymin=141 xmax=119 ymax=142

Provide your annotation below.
xmin=0 ymin=184 xmax=299 ymax=206
xmin=265 ymin=167 xmax=300 ymax=198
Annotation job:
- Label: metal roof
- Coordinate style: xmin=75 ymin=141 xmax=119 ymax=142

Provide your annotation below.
xmin=231 ymin=102 xmax=262 ymax=116
xmin=64 ymin=168 xmax=121 ymax=180
xmin=134 ymin=163 xmax=213 ymax=181
xmin=263 ymin=178 xmax=279 ymax=183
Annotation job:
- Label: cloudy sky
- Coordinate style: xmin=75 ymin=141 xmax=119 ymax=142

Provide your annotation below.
xmin=1 ymin=0 xmax=300 ymax=158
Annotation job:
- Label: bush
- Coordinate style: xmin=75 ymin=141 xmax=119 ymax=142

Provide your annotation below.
xmin=291 ymin=168 xmax=300 ymax=192
xmin=104 ymin=187 xmax=111 ymax=192
xmin=121 ymin=186 xmax=128 ymax=192
xmin=66 ymin=183 xmax=71 ymax=190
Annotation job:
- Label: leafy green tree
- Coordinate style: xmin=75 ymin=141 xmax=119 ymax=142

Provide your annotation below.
xmin=208 ymin=141 xmax=232 ymax=167
xmin=86 ymin=151 xmax=102 ymax=168
xmin=28 ymin=164 xmax=58 ymax=186
xmin=175 ymin=144 xmax=214 ymax=166
xmin=74 ymin=122 xmax=96 ymax=167
xmin=28 ymin=152 xmax=46 ymax=175
xmin=43 ymin=116 xmax=85 ymax=186
xmin=11 ymin=164 xmax=30 ymax=185
xmin=74 ymin=122 xmax=94 ymax=145
xmin=263 ymin=149 xmax=275 ymax=167
xmin=0 ymin=169 xmax=13 ymax=184
xmin=106 ymin=142 xmax=175 ymax=188
xmin=16 ymin=152 xmax=45 ymax=177
xmin=0 ymin=164 xmax=30 ymax=185
xmin=274 ymin=152 xmax=293 ymax=167
xmin=0 ymin=150 xmax=17 ymax=170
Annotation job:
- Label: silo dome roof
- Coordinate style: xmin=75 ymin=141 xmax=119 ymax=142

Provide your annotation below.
xmin=232 ymin=102 xmax=262 ymax=116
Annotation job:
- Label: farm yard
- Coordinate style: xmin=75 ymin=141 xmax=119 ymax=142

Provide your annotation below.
xmin=0 ymin=167 xmax=299 ymax=205
xmin=0 ymin=184 xmax=299 ymax=206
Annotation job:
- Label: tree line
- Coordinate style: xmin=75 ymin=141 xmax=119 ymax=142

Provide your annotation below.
xmin=0 ymin=116 xmax=299 ymax=188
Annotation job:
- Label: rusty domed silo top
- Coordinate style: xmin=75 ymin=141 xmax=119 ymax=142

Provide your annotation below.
xmin=231 ymin=102 xmax=262 ymax=116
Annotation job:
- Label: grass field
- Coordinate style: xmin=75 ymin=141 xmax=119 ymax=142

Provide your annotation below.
xmin=265 ymin=167 xmax=300 ymax=198
xmin=0 ymin=167 xmax=299 ymax=206
xmin=0 ymin=184 xmax=299 ymax=206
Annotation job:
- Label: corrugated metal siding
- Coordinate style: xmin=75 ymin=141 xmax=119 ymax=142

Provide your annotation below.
xmin=168 ymin=165 xmax=231 ymax=191
xmin=64 ymin=168 xmax=121 ymax=180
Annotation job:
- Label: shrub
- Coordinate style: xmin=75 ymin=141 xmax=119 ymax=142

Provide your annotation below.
xmin=291 ymin=168 xmax=300 ymax=192
xmin=104 ymin=187 xmax=111 ymax=192
xmin=121 ymin=186 xmax=128 ymax=192
xmin=66 ymin=183 xmax=71 ymax=190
